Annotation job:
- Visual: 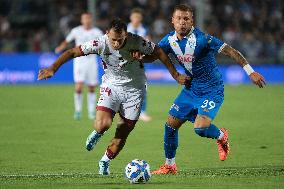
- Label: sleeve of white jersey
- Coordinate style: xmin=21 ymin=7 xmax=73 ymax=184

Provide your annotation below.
xmin=65 ymin=29 xmax=76 ymax=43
xmin=137 ymin=36 xmax=156 ymax=55
xmin=79 ymin=38 xmax=103 ymax=55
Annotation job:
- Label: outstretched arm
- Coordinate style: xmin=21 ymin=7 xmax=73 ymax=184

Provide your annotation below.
xmin=38 ymin=47 xmax=83 ymax=80
xmin=220 ymin=44 xmax=266 ymax=88
xmin=152 ymin=47 xmax=191 ymax=85
xmin=55 ymin=40 xmax=69 ymax=53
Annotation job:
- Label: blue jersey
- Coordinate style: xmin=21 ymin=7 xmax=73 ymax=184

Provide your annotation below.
xmin=158 ymin=27 xmax=226 ymax=97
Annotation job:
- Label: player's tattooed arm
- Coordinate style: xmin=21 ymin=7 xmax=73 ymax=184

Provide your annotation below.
xmin=220 ymin=44 xmax=266 ymax=88
xmin=220 ymin=44 xmax=248 ymax=67
xmin=38 ymin=47 xmax=83 ymax=80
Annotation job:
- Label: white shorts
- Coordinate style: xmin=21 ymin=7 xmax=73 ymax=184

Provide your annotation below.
xmin=73 ymin=56 xmax=98 ymax=86
xmin=96 ymin=83 xmax=146 ymax=121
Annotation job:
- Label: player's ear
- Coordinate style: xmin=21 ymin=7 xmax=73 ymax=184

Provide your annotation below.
xmin=171 ymin=16 xmax=174 ymax=24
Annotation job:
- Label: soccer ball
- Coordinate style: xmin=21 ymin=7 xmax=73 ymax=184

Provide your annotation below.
xmin=124 ymin=159 xmax=151 ymax=184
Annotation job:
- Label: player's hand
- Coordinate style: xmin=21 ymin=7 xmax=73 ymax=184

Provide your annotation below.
xmin=176 ymin=73 xmax=191 ymax=85
xmin=37 ymin=68 xmax=54 ymax=80
xmin=249 ymin=72 xmax=266 ymax=88
xmin=130 ymin=51 xmax=144 ymax=60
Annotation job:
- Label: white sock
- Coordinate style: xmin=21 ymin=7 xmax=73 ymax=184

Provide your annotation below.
xmin=87 ymin=92 xmax=96 ymax=115
xmin=218 ymin=130 xmax=224 ymax=140
xmin=165 ymin=158 xmax=176 ymax=166
xmin=74 ymin=92 xmax=83 ymax=113
xmin=100 ymin=152 xmax=111 ymax=162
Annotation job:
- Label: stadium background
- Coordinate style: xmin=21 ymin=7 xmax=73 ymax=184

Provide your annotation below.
xmin=1 ymin=0 xmax=284 ymax=84
xmin=0 ymin=0 xmax=284 ymax=188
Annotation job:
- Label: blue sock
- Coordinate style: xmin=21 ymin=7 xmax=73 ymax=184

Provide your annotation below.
xmin=194 ymin=124 xmax=221 ymax=139
xmin=164 ymin=123 xmax=178 ymax=159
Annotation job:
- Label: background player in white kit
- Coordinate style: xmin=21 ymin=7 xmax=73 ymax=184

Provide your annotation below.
xmin=38 ymin=19 xmax=190 ymax=175
xmin=127 ymin=8 xmax=152 ymax=122
xmin=55 ymin=13 xmax=103 ymax=120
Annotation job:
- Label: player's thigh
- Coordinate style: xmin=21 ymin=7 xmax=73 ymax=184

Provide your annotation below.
xmin=120 ymin=88 xmax=145 ymax=121
xmin=169 ymin=88 xmax=197 ymax=123
xmin=167 ymin=115 xmax=186 ymax=129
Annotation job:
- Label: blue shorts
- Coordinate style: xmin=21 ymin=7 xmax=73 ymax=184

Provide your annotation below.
xmin=169 ymin=87 xmax=224 ymax=122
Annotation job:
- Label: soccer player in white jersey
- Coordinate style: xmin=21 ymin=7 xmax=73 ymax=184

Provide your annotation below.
xmin=38 ymin=19 xmax=190 ymax=175
xmin=127 ymin=8 xmax=152 ymax=122
xmin=55 ymin=13 xmax=103 ymax=120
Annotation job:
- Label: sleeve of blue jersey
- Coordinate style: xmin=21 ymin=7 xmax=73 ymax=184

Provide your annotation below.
xmin=207 ymin=34 xmax=226 ymax=54
xmin=157 ymin=35 xmax=171 ymax=54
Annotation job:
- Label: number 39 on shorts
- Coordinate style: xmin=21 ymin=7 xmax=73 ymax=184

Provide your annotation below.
xmin=201 ymin=99 xmax=215 ymax=110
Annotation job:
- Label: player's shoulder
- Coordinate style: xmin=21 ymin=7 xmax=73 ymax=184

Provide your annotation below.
xmin=193 ymin=27 xmax=213 ymax=44
xmin=91 ymin=27 xmax=104 ymax=35
xmin=71 ymin=25 xmax=83 ymax=32
xmin=127 ymin=32 xmax=143 ymax=40
xmin=192 ymin=27 xmax=207 ymax=38
xmin=159 ymin=31 xmax=175 ymax=45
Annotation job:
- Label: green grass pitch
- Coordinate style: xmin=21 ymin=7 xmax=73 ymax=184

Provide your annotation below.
xmin=0 ymin=84 xmax=283 ymax=188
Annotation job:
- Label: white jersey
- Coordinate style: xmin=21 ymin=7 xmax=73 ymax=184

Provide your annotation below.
xmin=66 ymin=25 xmax=103 ymax=85
xmin=127 ymin=23 xmax=148 ymax=38
xmin=79 ymin=33 xmax=155 ymax=88
xmin=66 ymin=25 xmax=103 ymax=64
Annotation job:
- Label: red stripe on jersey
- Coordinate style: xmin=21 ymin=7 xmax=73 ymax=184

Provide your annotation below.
xmin=102 ymin=60 xmax=108 ymax=70
xmin=96 ymin=106 xmax=115 ymax=116
xmin=79 ymin=45 xmax=84 ymax=55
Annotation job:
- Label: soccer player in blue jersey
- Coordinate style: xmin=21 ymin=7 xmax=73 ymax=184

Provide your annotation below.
xmin=137 ymin=4 xmax=266 ymax=174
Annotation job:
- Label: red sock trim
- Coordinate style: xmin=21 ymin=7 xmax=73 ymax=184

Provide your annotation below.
xmin=106 ymin=148 xmax=117 ymax=159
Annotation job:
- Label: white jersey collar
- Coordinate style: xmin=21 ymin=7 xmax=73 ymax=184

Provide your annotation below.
xmin=173 ymin=26 xmax=194 ymax=41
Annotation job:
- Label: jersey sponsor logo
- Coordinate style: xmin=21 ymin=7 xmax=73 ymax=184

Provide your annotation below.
xmin=168 ymin=33 xmax=196 ymax=74
xmin=177 ymin=54 xmax=194 ymax=63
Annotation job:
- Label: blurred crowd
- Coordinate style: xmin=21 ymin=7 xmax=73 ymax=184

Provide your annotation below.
xmin=0 ymin=0 xmax=284 ymax=63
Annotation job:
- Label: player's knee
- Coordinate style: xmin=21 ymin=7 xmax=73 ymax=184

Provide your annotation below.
xmin=95 ymin=118 xmax=112 ymax=133
xmin=88 ymin=85 xmax=95 ymax=93
xmin=75 ymin=83 xmax=83 ymax=93
xmin=167 ymin=116 xmax=184 ymax=129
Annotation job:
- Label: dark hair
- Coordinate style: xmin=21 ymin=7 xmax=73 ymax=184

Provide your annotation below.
xmin=131 ymin=8 xmax=143 ymax=16
xmin=108 ymin=18 xmax=127 ymax=33
xmin=173 ymin=4 xmax=194 ymax=14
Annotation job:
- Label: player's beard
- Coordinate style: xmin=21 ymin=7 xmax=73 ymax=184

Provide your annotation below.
xmin=178 ymin=27 xmax=191 ymax=37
